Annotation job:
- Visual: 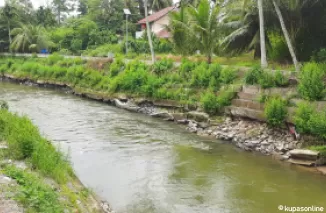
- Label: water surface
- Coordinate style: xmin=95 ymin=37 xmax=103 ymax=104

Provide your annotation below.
xmin=0 ymin=81 xmax=325 ymax=213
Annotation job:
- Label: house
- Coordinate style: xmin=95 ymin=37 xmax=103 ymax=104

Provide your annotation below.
xmin=136 ymin=6 xmax=178 ymax=39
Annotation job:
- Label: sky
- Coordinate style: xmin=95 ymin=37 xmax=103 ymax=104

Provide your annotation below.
xmin=0 ymin=0 xmax=50 ymax=8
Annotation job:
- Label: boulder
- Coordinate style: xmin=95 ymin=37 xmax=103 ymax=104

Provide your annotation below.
xmin=113 ymin=99 xmax=140 ymax=113
xmin=187 ymin=111 xmax=209 ymax=122
xmin=288 ymin=149 xmax=319 ymax=161
xmin=150 ymin=112 xmax=174 ymax=120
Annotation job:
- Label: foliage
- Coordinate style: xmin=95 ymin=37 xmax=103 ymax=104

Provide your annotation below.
xmin=309 ymin=146 xmax=326 ymax=157
xmin=220 ymin=67 xmax=238 ymax=84
xmin=245 ymin=66 xmax=263 ymax=85
xmin=274 ymin=70 xmax=289 ymax=87
xmin=258 ymin=71 xmax=275 ymax=89
xmin=4 ymin=166 xmax=63 ymax=213
xmin=152 ymin=58 xmax=173 ymax=75
xmin=308 ymin=111 xmax=326 ymax=140
xmin=264 ymin=96 xmax=288 ymax=127
xmin=294 ymin=102 xmax=316 ymax=134
xmin=0 ymin=100 xmax=9 ymax=110
xmin=0 ymin=109 xmax=72 ymax=183
xmin=11 ymin=24 xmax=54 ymax=52
xmin=201 ymin=91 xmax=220 ymax=114
xmin=298 ymin=62 xmax=325 ymax=101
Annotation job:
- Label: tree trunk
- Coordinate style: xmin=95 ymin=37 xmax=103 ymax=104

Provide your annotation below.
xmin=7 ymin=20 xmax=11 ymax=44
xmin=207 ymin=54 xmax=212 ymax=64
xmin=144 ymin=0 xmax=155 ymax=64
xmin=272 ymin=0 xmax=300 ymax=72
xmin=257 ymin=0 xmax=268 ymax=68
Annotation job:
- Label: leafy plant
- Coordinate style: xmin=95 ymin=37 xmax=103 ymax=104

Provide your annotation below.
xmin=220 ymin=67 xmax=237 ymax=84
xmin=298 ymin=62 xmax=325 ymax=100
xmin=274 ymin=70 xmax=289 ymax=87
xmin=245 ymin=66 xmax=263 ymax=85
xmin=152 ymin=58 xmax=173 ymax=75
xmin=264 ymin=96 xmax=288 ymax=127
xmin=201 ymin=90 xmax=220 ymax=114
xmin=294 ymin=102 xmax=316 ymax=134
xmin=308 ymin=110 xmax=326 ymax=140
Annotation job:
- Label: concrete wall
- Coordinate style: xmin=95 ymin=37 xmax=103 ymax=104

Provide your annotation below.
xmin=151 ymin=15 xmax=170 ymax=34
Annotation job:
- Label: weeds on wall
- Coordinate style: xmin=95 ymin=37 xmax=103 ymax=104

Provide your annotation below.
xmin=264 ymin=96 xmax=288 ymax=127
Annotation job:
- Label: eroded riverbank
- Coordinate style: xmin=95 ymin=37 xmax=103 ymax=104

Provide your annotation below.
xmin=1 ymin=81 xmax=326 ymax=213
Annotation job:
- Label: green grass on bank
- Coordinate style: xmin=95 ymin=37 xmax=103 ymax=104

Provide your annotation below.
xmin=0 ymin=105 xmax=101 ymax=212
xmin=0 ymin=109 xmax=73 ymax=183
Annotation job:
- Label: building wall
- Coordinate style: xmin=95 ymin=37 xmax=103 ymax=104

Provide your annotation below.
xmin=151 ymin=15 xmax=170 ymax=34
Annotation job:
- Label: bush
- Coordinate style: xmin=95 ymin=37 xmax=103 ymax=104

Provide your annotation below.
xmin=274 ymin=70 xmax=289 ymax=87
xmin=294 ymin=102 xmax=316 ymax=134
xmin=220 ymin=67 xmax=237 ymax=84
xmin=310 ymin=146 xmax=326 ymax=157
xmin=258 ymin=71 xmax=275 ymax=88
xmin=190 ymin=63 xmax=221 ymax=88
xmin=245 ymin=66 xmax=263 ymax=85
xmin=201 ymin=91 xmax=220 ymax=114
xmin=47 ymin=53 xmax=64 ymax=65
xmin=109 ymin=57 xmax=125 ymax=77
xmin=298 ymin=62 xmax=325 ymax=100
xmin=152 ymin=58 xmax=173 ymax=75
xmin=264 ymin=96 xmax=288 ymax=127
xmin=179 ymin=59 xmax=196 ymax=77
xmin=308 ymin=110 xmax=326 ymax=140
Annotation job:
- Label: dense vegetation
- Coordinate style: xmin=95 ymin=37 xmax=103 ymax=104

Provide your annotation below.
xmin=1 ymin=0 xmax=326 ymax=67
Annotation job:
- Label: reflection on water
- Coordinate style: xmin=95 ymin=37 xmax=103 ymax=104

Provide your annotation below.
xmin=1 ymin=81 xmax=326 ymax=213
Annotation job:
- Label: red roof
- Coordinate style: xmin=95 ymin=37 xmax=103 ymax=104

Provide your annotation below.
xmin=137 ymin=6 xmax=175 ymax=24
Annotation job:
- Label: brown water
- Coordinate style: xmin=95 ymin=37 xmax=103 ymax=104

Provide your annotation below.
xmin=0 ymin=81 xmax=325 ymax=213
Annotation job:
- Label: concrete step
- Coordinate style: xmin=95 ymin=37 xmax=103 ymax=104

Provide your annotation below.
xmin=237 ymin=92 xmax=259 ymax=101
xmin=232 ymin=99 xmax=264 ymax=110
xmin=242 ymin=85 xmax=260 ymax=94
xmin=225 ymin=106 xmax=265 ymax=121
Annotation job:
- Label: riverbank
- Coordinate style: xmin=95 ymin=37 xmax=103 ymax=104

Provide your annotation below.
xmin=0 ymin=106 xmax=112 ymax=213
xmin=1 ymin=55 xmax=326 ymax=172
xmin=1 ymin=73 xmax=326 ymax=177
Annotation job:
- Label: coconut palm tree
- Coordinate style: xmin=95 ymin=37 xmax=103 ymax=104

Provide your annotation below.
xmin=1 ymin=1 xmax=18 ymax=45
xmin=272 ymin=0 xmax=300 ymax=71
xmin=257 ymin=0 xmax=268 ymax=68
xmin=187 ymin=0 xmax=221 ymax=63
xmin=150 ymin=0 xmax=173 ymax=11
xmin=10 ymin=24 xmax=54 ymax=53
xmin=168 ymin=1 xmax=196 ymax=55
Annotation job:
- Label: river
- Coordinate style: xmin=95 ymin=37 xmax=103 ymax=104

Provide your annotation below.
xmin=0 ymin=81 xmax=325 ymax=213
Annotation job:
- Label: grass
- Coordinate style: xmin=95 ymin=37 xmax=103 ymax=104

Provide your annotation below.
xmin=0 ymin=108 xmax=102 ymax=213
xmin=0 ymin=56 xmax=240 ymax=115
xmin=0 ymin=109 xmax=73 ymax=183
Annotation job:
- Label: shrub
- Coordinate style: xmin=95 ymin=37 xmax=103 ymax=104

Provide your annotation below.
xmin=47 ymin=53 xmax=64 ymax=65
xmin=308 ymin=110 xmax=326 ymax=140
xmin=274 ymin=70 xmax=289 ymax=87
xmin=190 ymin=63 xmax=221 ymax=88
xmin=264 ymin=96 xmax=288 ymax=127
xmin=245 ymin=66 xmax=263 ymax=85
xmin=294 ymin=102 xmax=315 ymax=134
xmin=179 ymin=59 xmax=196 ymax=77
xmin=220 ymin=67 xmax=237 ymax=84
xmin=152 ymin=58 xmax=173 ymax=75
xmin=298 ymin=62 xmax=325 ymax=100
xmin=201 ymin=91 xmax=220 ymax=114
xmin=258 ymin=71 xmax=275 ymax=88
xmin=109 ymin=57 xmax=125 ymax=77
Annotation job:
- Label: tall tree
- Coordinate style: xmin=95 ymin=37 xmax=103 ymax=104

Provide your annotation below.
xmin=257 ymin=0 xmax=268 ymax=68
xmin=144 ymin=0 xmax=155 ymax=63
xmin=187 ymin=0 xmax=221 ymax=63
xmin=52 ymin=0 xmax=73 ymax=24
xmin=1 ymin=1 xmax=18 ymax=46
xmin=150 ymin=0 xmax=173 ymax=11
xmin=10 ymin=24 xmax=53 ymax=52
xmin=36 ymin=6 xmax=57 ymax=27
xmin=272 ymin=0 xmax=300 ymax=71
